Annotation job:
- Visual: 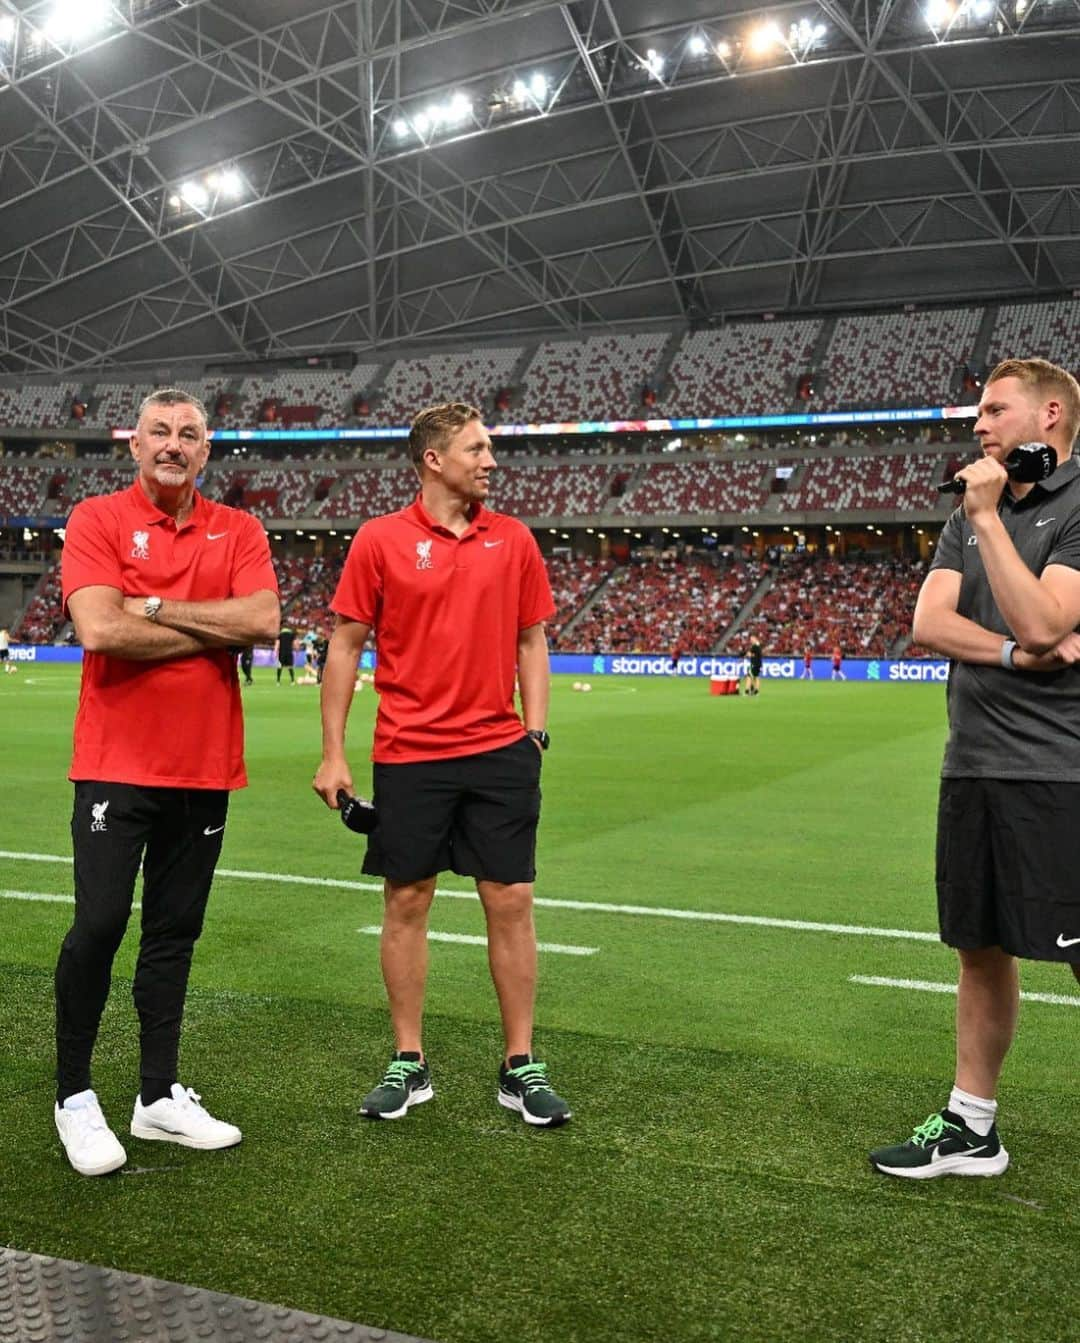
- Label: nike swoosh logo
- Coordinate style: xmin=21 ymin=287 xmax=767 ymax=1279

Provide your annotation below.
xmin=484 ymin=539 xmax=504 ymax=548
xmin=203 ymin=825 xmax=225 ymax=836
xmin=1035 ymin=518 xmax=1056 ymax=527
xmin=931 ymin=1143 xmax=985 ymax=1163
xmin=207 ymin=531 xmax=228 ymax=541
xmin=1056 ymin=933 xmax=1080 ymax=948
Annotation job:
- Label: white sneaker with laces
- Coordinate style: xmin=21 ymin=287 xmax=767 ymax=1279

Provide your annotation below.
xmin=130 ymin=1083 xmax=242 ymax=1150
xmin=55 ymin=1089 xmax=127 ymax=1176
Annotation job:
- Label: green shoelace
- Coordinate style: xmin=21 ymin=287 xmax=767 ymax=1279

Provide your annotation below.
xmin=910 ymin=1113 xmax=960 ymax=1147
xmin=380 ymin=1059 xmax=423 ymax=1088
xmin=506 ymin=1062 xmax=553 ymax=1095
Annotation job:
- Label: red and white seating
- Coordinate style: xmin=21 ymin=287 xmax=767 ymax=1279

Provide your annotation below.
xmin=520 ymin=334 xmax=670 ymax=422
xmin=821 ymin=309 xmax=981 ymax=406
xmin=666 ymin=322 xmax=821 ymax=416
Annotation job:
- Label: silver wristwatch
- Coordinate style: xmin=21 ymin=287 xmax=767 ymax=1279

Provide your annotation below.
xmin=144 ymin=596 xmax=163 ymax=622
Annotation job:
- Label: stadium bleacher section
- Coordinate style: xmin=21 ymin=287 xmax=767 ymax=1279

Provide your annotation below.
xmin=562 ymin=557 xmax=764 ymax=654
xmin=735 ymin=557 xmax=924 ymax=658
xmin=520 ymin=333 xmax=670 ymax=422
xmin=665 ymin=321 xmax=821 ymax=416
xmin=778 ymin=453 xmax=959 ymax=513
xmin=988 ymin=300 xmax=1080 ymax=375
xmin=616 ymin=458 xmax=770 ymax=516
xmin=820 ymin=308 xmax=981 ymax=408
xmin=375 ymin=351 xmax=522 ymax=425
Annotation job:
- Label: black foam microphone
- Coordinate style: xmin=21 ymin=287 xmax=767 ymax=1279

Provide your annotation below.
xmin=336 ymin=788 xmax=377 ymax=835
xmin=938 ymin=442 xmax=1056 ymax=494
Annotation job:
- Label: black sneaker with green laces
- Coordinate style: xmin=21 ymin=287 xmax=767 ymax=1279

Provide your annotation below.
xmin=497 ymin=1055 xmax=571 ymax=1127
xmin=360 ymin=1052 xmax=433 ymax=1120
xmin=869 ymin=1108 xmax=1009 ymax=1179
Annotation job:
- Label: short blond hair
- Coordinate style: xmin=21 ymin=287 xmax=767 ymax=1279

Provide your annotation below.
xmin=408 ymin=402 xmax=482 ymax=470
xmin=986 ymin=358 xmax=1080 ymax=445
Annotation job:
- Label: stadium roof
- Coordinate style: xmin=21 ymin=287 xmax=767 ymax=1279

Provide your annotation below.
xmin=1 ymin=0 xmax=1079 ymax=375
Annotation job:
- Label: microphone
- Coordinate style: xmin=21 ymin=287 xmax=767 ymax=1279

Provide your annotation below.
xmin=938 ymin=442 xmax=1056 ymax=494
xmin=336 ymin=788 xmax=377 ymax=835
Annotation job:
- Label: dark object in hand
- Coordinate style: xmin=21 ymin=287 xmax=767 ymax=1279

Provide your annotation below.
xmin=336 ymin=789 xmax=377 ymax=835
xmin=938 ymin=442 xmax=1056 ymax=494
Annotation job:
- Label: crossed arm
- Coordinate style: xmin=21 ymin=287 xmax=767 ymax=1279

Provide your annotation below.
xmin=69 ymin=585 xmax=280 ymax=661
xmin=913 ymin=563 xmax=1080 ymax=671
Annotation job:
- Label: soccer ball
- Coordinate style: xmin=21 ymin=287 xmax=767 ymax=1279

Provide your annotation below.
xmin=582 ymin=682 xmax=592 ymax=692
xmin=572 ymin=681 xmax=582 ymax=691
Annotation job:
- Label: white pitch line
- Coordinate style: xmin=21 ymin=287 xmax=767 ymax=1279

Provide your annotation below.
xmin=0 ymin=889 xmax=141 ymax=910
xmin=1 ymin=889 xmax=74 ymax=905
xmin=0 ymin=849 xmax=938 ymax=942
xmin=358 ymin=925 xmax=596 ymax=956
xmin=851 ymin=975 xmax=1080 ymax=1008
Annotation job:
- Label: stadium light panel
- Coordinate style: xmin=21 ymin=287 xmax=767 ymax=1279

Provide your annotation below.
xmin=926 ymin=0 xmax=954 ymax=25
xmin=645 ymin=48 xmax=664 ymax=76
xmin=748 ymin=22 xmax=784 ymax=55
xmin=43 ymin=0 xmax=111 ymax=43
xmin=413 ymin=112 xmax=431 ymax=134
xmin=530 ymin=72 xmax=548 ymax=99
xmin=393 ymin=118 xmax=409 ymax=138
xmin=716 ymin=39 xmax=732 ymax=59
xmin=688 ymin=33 xmax=708 ymax=55
xmin=179 ymin=180 xmax=208 ymax=208
xmin=219 ymin=169 xmax=243 ymax=198
xmin=0 ymin=15 xmax=15 ymax=42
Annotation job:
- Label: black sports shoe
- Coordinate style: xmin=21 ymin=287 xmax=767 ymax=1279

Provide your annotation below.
xmin=360 ymin=1053 xmax=433 ymax=1120
xmin=498 ymin=1056 xmax=571 ymax=1127
xmin=869 ymin=1108 xmax=1009 ymax=1179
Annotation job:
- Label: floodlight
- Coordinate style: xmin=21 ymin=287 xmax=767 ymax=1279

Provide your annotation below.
xmin=512 ymin=79 xmax=528 ymax=103
xmin=529 ymin=72 xmax=548 ymax=99
xmin=219 ymin=169 xmax=243 ymax=197
xmin=446 ymin=93 xmax=471 ymax=124
xmin=688 ymin=33 xmax=707 ymax=55
xmin=168 ymin=194 xmax=181 ymax=209
xmin=926 ymin=0 xmax=954 ymax=24
xmin=715 ymin=39 xmax=732 ymax=59
xmin=414 ymin=112 xmax=431 ymax=134
xmin=180 ymin=180 xmax=208 ymax=208
xmin=393 ymin=118 xmax=409 ymax=138
xmin=43 ymin=0 xmax=110 ymax=43
xmin=748 ymin=22 xmax=784 ymax=55
xmin=0 ymin=16 xmax=15 ymax=43
xmin=645 ymin=48 xmax=664 ymax=75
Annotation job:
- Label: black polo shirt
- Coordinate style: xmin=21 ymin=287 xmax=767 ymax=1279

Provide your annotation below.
xmin=930 ymin=455 xmax=1080 ymax=780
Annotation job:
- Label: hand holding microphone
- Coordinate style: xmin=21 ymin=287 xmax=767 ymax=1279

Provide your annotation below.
xmin=939 ymin=442 xmax=1056 ymax=494
xmin=336 ymin=788 xmax=377 ymax=835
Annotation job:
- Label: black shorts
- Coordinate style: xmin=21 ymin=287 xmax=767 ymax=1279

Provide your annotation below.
xmin=936 ymin=777 xmax=1080 ymax=962
xmin=0 ymin=649 xmax=8 ymax=661
xmin=748 ymin=659 xmax=762 ymax=677
xmin=362 ymin=736 xmax=542 ymax=885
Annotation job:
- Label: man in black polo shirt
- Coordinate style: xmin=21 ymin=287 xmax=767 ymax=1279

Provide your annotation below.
xmin=871 ymin=357 xmax=1080 ymax=1179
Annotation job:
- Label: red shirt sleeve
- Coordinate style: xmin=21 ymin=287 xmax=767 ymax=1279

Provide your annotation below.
xmin=230 ymin=514 xmax=279 ymax=598
xmin=61 ymin=499 xmax=121 ymax=612
xmin=332 ymin=523 xmax=382 ymax=626
xmin=518 ymin=529 xmax=555 ymax=630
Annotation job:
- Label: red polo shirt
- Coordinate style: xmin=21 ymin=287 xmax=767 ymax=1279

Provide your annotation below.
xmin=62 ymin=482 xmax=277 ymax=789
xmin=332 ymin=497 xmax=554 ymax=763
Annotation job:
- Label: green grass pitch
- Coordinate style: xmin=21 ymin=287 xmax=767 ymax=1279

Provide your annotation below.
xmin=1 ymin=666 xmax=1078 ymax=1342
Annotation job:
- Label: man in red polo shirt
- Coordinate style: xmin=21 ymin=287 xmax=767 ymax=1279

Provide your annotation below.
xmin=55 ymin=388 xmax=279 ymax=1177
xmin=313 ymin=402 xmax=571 ymax=1127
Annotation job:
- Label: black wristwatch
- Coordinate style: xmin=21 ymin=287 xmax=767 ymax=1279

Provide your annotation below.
xmin=526 ymin=729 xmax=550 ymax=750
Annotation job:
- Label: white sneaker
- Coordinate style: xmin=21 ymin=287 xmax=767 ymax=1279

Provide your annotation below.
xmin=55 ymin=1089 xmax=127 ymax=1176
xmin=130 ymin=1083 xmax=242 ymax=1150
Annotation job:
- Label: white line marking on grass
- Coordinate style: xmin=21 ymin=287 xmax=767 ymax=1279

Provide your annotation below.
xmin=359 ymin=925 xmax=597 ymax=956
xmin=0 ymin=888 xmax=141 ymax=910
xmin=1 ymin=888 xmax=73 ymax=904
xmin=0 ymin=850 xmax=938 ymax=942
xmin=851 ymin=974 xmax=1080 ymax=1008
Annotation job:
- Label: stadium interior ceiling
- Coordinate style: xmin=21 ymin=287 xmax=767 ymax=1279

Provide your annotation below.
xmin=1 ymin=0 xmax=1080 ymax=377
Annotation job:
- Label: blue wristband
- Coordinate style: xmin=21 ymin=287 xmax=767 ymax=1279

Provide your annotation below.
xmin=1000 ymin=639 xmax=1017 ymax=669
